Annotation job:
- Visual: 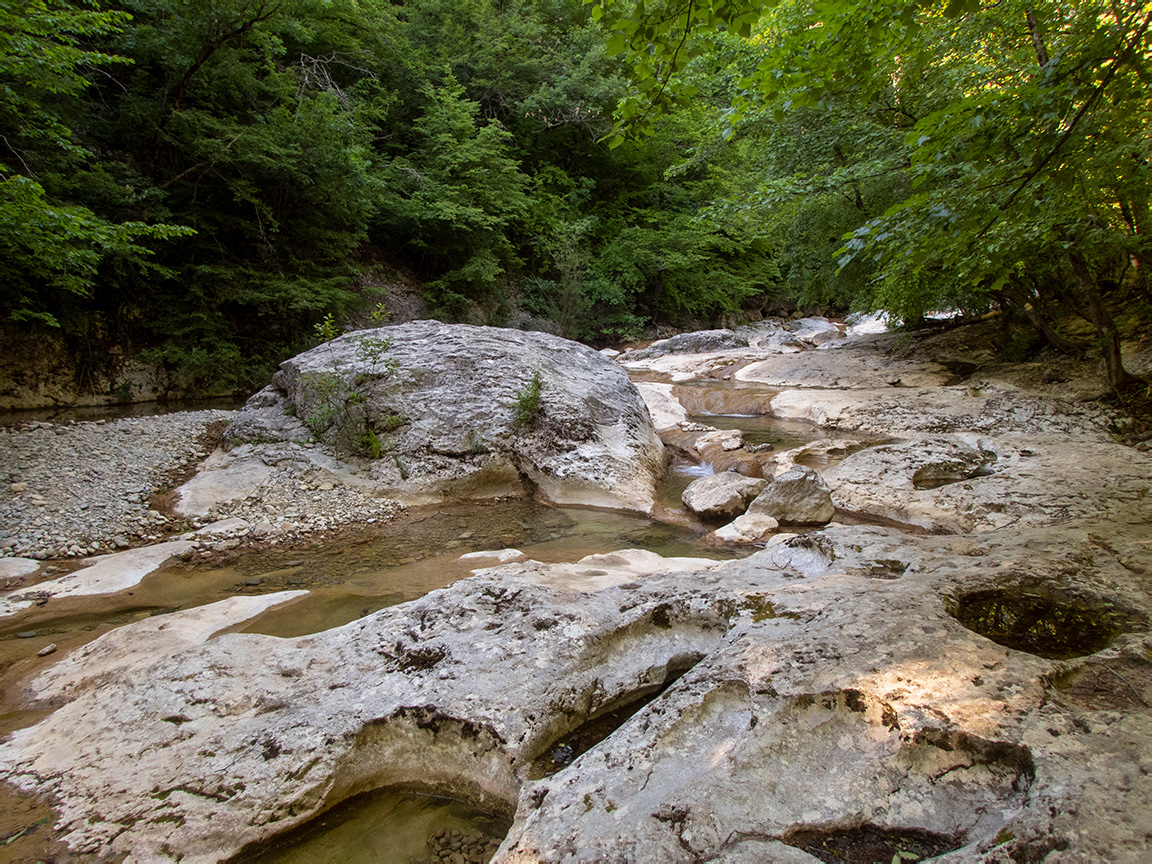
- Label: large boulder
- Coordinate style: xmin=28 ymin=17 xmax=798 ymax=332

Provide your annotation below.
xmin=747 ymin=465 xmax=835 ymax=524
xmin=196 ymin=322 xmax=667 ymax=513
xmin=681 ymin=472 xmax=768 ymax=521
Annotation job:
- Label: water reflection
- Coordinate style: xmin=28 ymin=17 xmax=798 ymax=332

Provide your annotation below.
xmin=215 ymin=502 xmax=722 ymax=638
xmin=686 ymin=413 xmax=823 ymax=451
xmin=233 ymin=790 xmax=511 ymax=864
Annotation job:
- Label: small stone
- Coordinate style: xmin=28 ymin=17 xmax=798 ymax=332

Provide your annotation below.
xmin=16 ymin=630 xmax=37 ymax=639
xmin=37 ymin=643 xmax=57 ymax=657
xmin=9 ymin=482 xmax=28 ymax=493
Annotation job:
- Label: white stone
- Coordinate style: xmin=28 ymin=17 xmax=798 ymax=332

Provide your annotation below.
xmin=711 ymin=513 xmax=779 ymax=543
xmin=0 ymin=542 xmax=195 ymax=617
xmin=0 ymin=557 xmax=40 ymax=581
xmin=634 ymin=382 xmax=689 ymax=432
xmin=194 ymin=517 xmax=251 ymax=536
xmin=459 ymin=549 xmax=525 ymax=564
xmin=175 ymin=449 xmax=274 ymax=517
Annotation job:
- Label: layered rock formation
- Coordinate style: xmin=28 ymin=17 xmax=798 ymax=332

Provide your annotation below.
xmin=2 ymin=521 xmax=1149 ymax=862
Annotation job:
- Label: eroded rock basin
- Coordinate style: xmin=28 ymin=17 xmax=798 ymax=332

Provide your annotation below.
xmin=0 ymin=501 xmax=726 ymax=701
xmin=235 ymin=789 xmax=512 ymax=864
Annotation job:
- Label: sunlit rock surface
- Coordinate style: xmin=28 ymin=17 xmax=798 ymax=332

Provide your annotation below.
xmin=2 ymin=523 xmax=1150 ymax=862
xmin=825 ymin=434 xmax=1152 ymax=533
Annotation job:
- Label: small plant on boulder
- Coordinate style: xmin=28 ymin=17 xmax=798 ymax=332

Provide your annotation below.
xmin=511 ymin=371 xmax=543 ymax=427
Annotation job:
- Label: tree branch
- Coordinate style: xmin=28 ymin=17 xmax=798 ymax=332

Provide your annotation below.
xmin=156 ymin=133 xmax=243 ymax=190
xmin=977 ymin=8 xmax=1152 ymax=238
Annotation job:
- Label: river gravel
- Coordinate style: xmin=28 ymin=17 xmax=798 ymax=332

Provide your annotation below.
xmin=0 ymin=410 xmax=401 ymax=560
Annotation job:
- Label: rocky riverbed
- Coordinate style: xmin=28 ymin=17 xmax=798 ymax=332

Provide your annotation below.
xmin=0 ymin=411 xmax=408 ymax=562
xmin=1 ymin=317 xmax=1151 ymax=863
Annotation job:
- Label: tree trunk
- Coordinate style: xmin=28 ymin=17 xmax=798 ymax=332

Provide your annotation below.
xmin=999 ymin=283 xmax=1081 ymax=355
xmin=1025 ymin=8 xmax=1049 ymax=67
xmin=1066 ymin=250 xmax=1138 ymax=393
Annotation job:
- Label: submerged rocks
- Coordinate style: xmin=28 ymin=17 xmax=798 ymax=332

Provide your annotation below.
xmin=747 ymin=465 xmax=835 ymax=525
xmin=208 ymin=322 xmax=665 ymax=513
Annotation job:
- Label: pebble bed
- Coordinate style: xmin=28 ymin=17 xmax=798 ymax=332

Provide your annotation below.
xmin=414 ymin=828 xmax=502 ymax=864
xmin=0 ymin=411 xmax=401 ymax=560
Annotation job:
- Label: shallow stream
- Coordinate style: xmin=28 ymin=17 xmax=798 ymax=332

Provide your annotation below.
xmin=0 ymin=373 xmax=836 ymax=861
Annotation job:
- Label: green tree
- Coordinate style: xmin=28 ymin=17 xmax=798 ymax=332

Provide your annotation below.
xmin=0 ymin=0 xmax=191 ymax=327
xmin=68 ymin=0 xmax=398 ymax=385
xmin=377 ymin=75 xmax=530 ymax=316
xmin=594 ymin=0 xmax=1152 ymax=390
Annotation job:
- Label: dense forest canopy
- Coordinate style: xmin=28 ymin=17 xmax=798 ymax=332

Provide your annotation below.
xmin=1 ymin=0 xmax=1148 ymax=391
xmin=596 ymin=0 xmax=1151 ymax=389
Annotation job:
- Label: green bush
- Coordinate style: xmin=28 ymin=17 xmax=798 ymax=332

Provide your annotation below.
xmin=511 ymin=371 xmax=543 ymax=427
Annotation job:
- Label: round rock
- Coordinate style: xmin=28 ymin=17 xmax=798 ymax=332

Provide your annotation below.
xmin=681 ymin=473 xmax=768 ymax=522
xmin=748 ymin=465 xmax=835 ymax=525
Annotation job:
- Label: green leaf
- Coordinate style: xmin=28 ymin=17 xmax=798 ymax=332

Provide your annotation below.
xmin=606 ymin=32 xmax=628 ymax=56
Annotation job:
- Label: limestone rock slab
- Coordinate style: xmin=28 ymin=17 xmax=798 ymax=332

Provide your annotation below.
xmin=769 ymin=385 xmax=1115 ymax=440
xmin=824 ymin=435 xmax=1152 ymax=533
xmin=26 ymin=592 xmax=309 ymax=706
xmin=634 ymin=382 xmax=690 ymax=432
xmin=737 ymin=349 xmax=951 ymax=389
xmin=0 ymin=541 xmax=194 ymax=618
xmin=1 ymin=523 xmax=1151 ymax=862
